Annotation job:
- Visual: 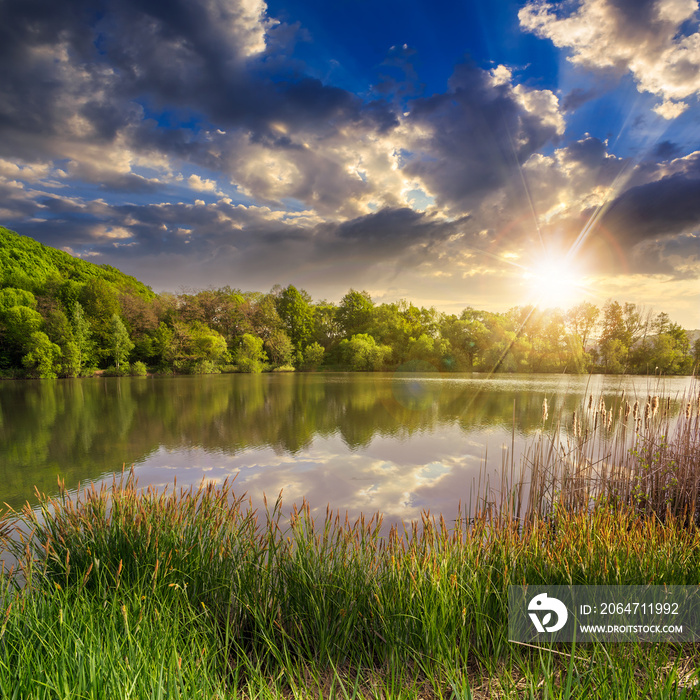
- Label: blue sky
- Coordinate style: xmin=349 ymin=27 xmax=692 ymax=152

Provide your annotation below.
xmin=0 ymin=0 xmax=699 ymax=326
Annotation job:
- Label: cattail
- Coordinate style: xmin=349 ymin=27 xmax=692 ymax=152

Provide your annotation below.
xmin=542 ymin=398 xmax=548 ymax=422
xmin=633 ymin=400 xmax=639 ymax=419
xmin=607 ymin=411 xmax=613 ymax=430
xmin=644 ymin=402 xmax=651 ymax=423
xmin=599 ymin=397 xmax=606 ymax=413
xmin=588 ymin=394 xmax=593 ymax=410
xmin=651 ymin=396 xmax=659 ymax=416
xmin=686 ymin=402 xmax=692 ymax=419
xmin=624 ymin=401 xmax=631 ymax=420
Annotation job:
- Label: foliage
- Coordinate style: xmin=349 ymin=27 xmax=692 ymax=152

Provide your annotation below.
xmin=0 ymin=228 xmax=696 ymax=377
xmin=131 ymin=360 xmax=148 ymax=376
xmin=339 ymin=333 xmax=392 ymax=371
xmin=336 ymin=288 xmax=374 ymax=337
xmin=301 ymin=341 xmax=324 ymax=370
xmin=0 ymin=226 xmax=153 ymax=298
xmin=264 ymin=328 xmax=294 ymax=367
xmin=70 ymin=302 xmax=93 ymax=373
xmin=275 ymin=284 xmax=315 ymax=355
xmin=235 ymin=333 xmax=268 ymax=373
xmin=109 ymin=313 xmax=134 ymax=370
xmin=21 ymin=331 xmax=61 ymax=378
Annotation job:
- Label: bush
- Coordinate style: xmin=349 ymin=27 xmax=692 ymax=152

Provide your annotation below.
xmin=131 ymin=360 xmax=148 ymax=376
xmin=102 ymin=365 xmax=129 ymax=377
xmin=301 ymin=341 xmax=325 ymax=370
xmin=190 ymin=360 xmax=220 ymax=375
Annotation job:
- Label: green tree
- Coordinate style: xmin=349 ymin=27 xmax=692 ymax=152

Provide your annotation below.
xmin=110 ymin=313 xmax=134 ymax=370
xmin=71 ymin=302 xmax=93 ymax=373
xmin=312 ymin=301 xmax=342 ymax=349
xmin=600 ymin=337 xmax=628 ymax=374
xmin=302 ymin=341 xmax=325 ymax=370
xmin=22 ymin=331 xmax=61 ymax=379
xmin=235 ymin=333 xmax=268 ymax=373
xmin=691 ymin=338 xmax=700 ymax=372
xmin=264 ymin=329 xmax=294 ymax=367
xmin=3 ymin=305 xmax=44 ymax=350
xmin=0 ymin=287 xmax=37 ymax=313
xmin=44 ymin=307 xmax=81 ymax=377
xmin=650 ymin=323 xmax=691 ymax=374
xmin=403 ymin=333 xmax=449 ymax=370
xmin=81 ymin=278 xmax=121 ymax=364
xmin=336 ymin=289 xmax=374 ymax=337
xmin=189 ymin=322 xmax=229 ymax=369
xmin=275 ymin=285 xmax=315 ymax=357
xmin=443 ymin=308 xmax=490 ymax=369
xmin=566 ymin=302 xmax=599 ymax=350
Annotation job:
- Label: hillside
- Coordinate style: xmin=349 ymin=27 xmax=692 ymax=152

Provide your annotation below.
xmin=0 ymin=227 xmax=153 ymax=299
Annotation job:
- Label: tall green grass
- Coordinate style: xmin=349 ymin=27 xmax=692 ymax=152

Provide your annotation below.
xmin=1 ymin=384 xmax=699 ymax=698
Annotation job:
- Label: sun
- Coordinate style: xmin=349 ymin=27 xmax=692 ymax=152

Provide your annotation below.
xmin=522 ymin=257 xmax=584 ymax=308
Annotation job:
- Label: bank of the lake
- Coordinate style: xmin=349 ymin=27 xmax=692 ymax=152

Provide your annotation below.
xmin=1 ymin=387 xmax=699 ymax=698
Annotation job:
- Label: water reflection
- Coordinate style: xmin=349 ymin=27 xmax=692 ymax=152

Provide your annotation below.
xmin=0 ymin=373 xmax=694 ymax=526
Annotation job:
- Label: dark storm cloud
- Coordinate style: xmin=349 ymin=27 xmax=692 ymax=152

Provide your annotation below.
xmin=601 ymin=171 xmax=700 ymax=245
xmin=329 ymin=207 xmax=467 ymax=253
xmin=403 ymin=61 xmax=562 ymax=211
xmin=0 ymin=0 xmax=397 ymax=167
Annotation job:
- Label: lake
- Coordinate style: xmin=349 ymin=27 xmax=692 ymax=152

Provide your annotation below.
xmin=0 ymin=372 xmax=695 ymax=527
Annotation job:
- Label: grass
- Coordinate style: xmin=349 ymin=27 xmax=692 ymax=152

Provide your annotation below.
xmin=0 ymin=384 xmax=699 ymax=698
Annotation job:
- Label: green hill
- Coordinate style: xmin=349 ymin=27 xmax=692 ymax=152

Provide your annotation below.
xmin=0 ymin=227 xmax=153 ymax=299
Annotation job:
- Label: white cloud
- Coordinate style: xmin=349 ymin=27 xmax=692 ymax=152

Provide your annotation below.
xmin=188 ymin=174 xmax=219 ymax=192
xmin=520 ymin=0 xmax=700 ymax=118
xmin=513 ymin=83 xmax=565 ymax=136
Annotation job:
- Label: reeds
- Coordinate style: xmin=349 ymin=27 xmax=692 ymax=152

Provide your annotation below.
xmin=0 ymin=385 xmax=699 ymax=697
xmin=514 ymin=382 xmax=700 ymax=527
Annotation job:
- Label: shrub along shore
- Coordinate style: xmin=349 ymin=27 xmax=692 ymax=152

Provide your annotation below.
xmin=1 ymin=388 xmax=699 ymax=699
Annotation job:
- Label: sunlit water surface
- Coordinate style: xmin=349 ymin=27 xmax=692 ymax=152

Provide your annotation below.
xmin=0 ymin=372 xmax=694 ymax=528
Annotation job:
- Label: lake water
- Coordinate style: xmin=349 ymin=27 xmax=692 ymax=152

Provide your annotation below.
xmin=0 ymin=372 xmax=695 ymax=527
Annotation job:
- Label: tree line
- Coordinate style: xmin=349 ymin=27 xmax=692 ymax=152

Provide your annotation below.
xmin=0 ymin=225 xmax=697 ymax=378
xmin=1 ymin=278 xmax=697 ymax=378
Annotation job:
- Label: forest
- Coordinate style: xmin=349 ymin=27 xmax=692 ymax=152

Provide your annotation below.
xmin=0 ymin=226 xmax=697 ymax=378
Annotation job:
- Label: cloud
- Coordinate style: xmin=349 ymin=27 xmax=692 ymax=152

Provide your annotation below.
xmin=601 ymin=165 xmax=700 ymax=244
xmin=519 ymin=0 xmax=700 ymax=118
xmin=402 ymin=61 xmax=564 ymax=213
xmin=0 ymin=0 xmax=697 ymax=326
xmin=188 ymin=174 xmax=219 ymax=192
xmin=0 ymin=0 xmax=397 ymax=195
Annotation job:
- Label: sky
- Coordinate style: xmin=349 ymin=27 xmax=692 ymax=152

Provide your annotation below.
xmin=1 ymin=0 xmax=699 ymax=327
